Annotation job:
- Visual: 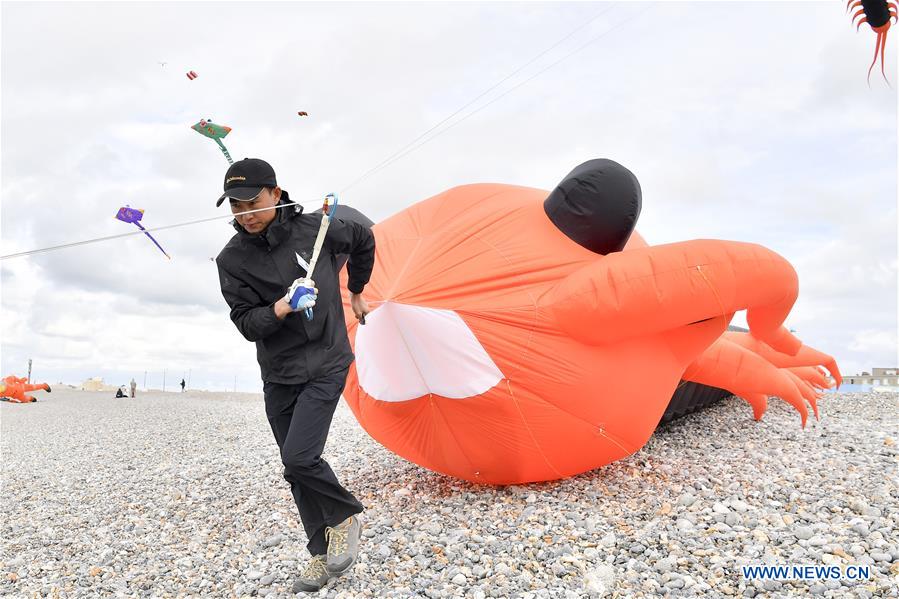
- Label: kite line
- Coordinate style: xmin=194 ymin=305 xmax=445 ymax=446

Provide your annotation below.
xmin=1 ymin=5 xmax=650 ymax=261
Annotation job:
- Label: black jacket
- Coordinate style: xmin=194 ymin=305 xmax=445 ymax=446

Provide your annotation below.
xmin=216 ymin=194 xmax=375 ymax=384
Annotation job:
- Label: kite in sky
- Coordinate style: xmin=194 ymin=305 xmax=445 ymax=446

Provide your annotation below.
xmin=191 ymin=118 xmax=234 ymax=164
xmin=115 ymin=205 xmax=171 ymax=259
xmin=186 ymin=70 xmax=198 ymax=80
xmin=848 ymin=0 xmax=898 ymax=83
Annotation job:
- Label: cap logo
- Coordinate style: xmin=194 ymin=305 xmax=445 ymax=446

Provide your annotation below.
xmin=227 ymin=176 xmax=246 ymax=183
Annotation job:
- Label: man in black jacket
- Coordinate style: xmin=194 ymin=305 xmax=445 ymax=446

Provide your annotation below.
xmin=215 ymin=158 xmax=374 ymax=592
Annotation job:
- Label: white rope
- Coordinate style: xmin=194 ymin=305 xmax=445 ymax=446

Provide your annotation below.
xmin=342 ymin=5 xmax=652 ymax=186
xmin=305 ymin=202 xmax=334 ymax=280
xmin=0 ymin=199 xmax=324 ymax=260
xmin=338 ymin=5 xmax=618 ymax=195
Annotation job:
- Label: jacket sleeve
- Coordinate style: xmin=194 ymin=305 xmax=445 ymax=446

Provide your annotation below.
xmin=217 ymin=262 xmax=284 ymax=342
xmin=325 ymin=216 xmax=376 ymax=294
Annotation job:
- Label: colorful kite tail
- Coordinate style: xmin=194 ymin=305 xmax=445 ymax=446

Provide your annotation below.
xmin=134 ymin=222 xmax=171 ymax=259
xmin=216 ymin=139 xmax=234 ymax=164
xmin=867 ymin=23 xmax=892 ymax=86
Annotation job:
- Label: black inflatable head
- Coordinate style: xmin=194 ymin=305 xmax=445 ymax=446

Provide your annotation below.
xmin=860 ymin=0 xmax=892 ymax=28
xmin=543 ymin=158 xmax=642 ymax=255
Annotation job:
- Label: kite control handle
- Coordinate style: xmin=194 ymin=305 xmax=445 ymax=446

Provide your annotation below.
xmin=300 ymin=277 xmax=316 ymax=320
xmin=323 ymin=192 xmax=339 ymax=217
xmin=285 ymin=279 xmax=317 ymax=320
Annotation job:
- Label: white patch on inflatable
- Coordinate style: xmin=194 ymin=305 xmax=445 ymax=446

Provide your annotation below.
xmin=354 ymin=302 xmax=504 ymax=402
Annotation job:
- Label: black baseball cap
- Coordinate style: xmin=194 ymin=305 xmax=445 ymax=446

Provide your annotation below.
xmin=216 ymin=158 xmax=278 ymax=206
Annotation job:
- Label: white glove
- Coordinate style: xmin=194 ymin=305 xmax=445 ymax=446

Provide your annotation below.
xmin=284 ymin=278 xmax=318 ymax=312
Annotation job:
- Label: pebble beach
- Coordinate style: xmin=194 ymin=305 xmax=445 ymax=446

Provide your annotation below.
xmin=1 ymin=388 xmax=897 ymax=598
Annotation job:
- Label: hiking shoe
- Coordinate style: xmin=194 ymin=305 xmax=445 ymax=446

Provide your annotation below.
xmin=325 ymin=515 xmax=362 ymax=575
xmin=291 ymin=555 xmax=330 ymax=593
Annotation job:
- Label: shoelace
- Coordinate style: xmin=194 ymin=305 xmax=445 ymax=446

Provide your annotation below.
xmin=301 ymin=556 xmax=327 ymax=579
xmin=325 ymin=524 xmax=349 ymax=556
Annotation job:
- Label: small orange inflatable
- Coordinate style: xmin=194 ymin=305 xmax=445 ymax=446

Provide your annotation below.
xmin=0 ymin=376 xmax=51 ymax=403
xmin=340 ymin=159 xmax=841 ymax=484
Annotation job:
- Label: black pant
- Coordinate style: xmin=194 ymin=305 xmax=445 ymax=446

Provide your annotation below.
xmin=263 ymin=368 xmax=364 ymax=556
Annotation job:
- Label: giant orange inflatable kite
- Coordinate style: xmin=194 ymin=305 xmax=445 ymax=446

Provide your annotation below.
xmin=0 ymin=376 xmax=51 ymax=403
xmin=339 ymin=159 xmax=841 ymax=485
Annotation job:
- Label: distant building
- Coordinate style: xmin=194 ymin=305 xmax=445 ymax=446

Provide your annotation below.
xmin=843 ymin=367 xmax=899 ymax=387
xmin=80 ymin=377 xmax=117 ymax=391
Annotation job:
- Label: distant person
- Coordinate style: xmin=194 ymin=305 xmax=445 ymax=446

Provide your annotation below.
xmin=214 ymin=158 xmax=374 ymax=593
xmin=130 ymin=378 xmax=137 ymax=398
xmin=115 ymin=386 xmax=127 ymax=398
xmin=180 ymin=378 xmax=186 ymax=392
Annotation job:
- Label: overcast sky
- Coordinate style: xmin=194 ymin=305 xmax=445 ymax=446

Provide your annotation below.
xmin=1 ymin=1 xmax=896 ymax=392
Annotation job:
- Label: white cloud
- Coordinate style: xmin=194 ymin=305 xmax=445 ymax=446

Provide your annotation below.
xmin=849 ymin=329 xmax=899 ymax=355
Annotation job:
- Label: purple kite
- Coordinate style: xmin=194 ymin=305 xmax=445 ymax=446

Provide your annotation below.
xmin=115 ymin=206 xmax=171 ymax=259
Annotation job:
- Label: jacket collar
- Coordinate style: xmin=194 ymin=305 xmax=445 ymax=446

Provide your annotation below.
xmin=232 ymin=191 xmax=303 ymax=248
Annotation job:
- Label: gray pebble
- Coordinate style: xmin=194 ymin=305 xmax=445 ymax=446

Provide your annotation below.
xmin=664 ymin=577 xmax=685 ymax=589
xmin=678 ymin=493 xmax=697 ymax=507
xmin=655 ymin=557 xmax=676 ymax=573
xmin=676 ymin=518 xmax=694 ymax=531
